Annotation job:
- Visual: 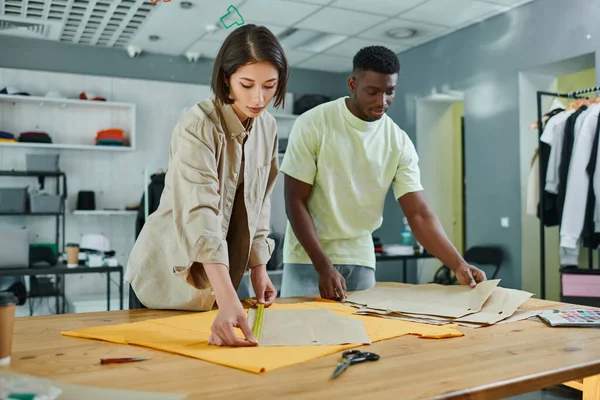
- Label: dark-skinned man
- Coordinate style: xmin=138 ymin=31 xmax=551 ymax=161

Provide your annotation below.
xmin=279 ymin=45 xmax=486 ymax=300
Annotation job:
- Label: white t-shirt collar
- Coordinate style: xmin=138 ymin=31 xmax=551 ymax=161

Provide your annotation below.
xmin=340 ymin=96 xmax=383 ymax=133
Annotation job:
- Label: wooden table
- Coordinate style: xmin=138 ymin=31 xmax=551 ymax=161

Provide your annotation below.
xmin=6 ymin=298 xmax=600 ymax=399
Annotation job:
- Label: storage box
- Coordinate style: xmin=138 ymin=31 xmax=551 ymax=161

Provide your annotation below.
xmin=0 ymin=188 xmax=27 ymax=213
xmin=560 ymin=267 xmax=600 ymax=307
xmin=30 ymin=193 xmax=63 ymax=213
xmin=0 ymin=228 xmax=29 ymax=268
xmin=26 ymin=154 xmax=60 ymax=172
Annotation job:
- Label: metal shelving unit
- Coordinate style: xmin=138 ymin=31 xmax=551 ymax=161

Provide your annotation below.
xmin=0 ymin=169 xmax=67 ymax=314
xmin=0 ymin=169 xmax=67 ymax=253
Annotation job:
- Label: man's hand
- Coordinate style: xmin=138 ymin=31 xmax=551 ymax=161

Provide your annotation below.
xmin=453 ymin=263 xmax=487 ymax=287
xmin=208 ymin=301 xmax=257 ymax=347
xmin=317 ymin=263 xmax=347 ymax=301
xmin=250 ymin=264 xmax=277 ymax=307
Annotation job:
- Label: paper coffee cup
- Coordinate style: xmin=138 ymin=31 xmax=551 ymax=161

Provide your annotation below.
xmin=0 ymin=292 xmax=18 ymax=366
xmin=66 ymin=243 xmax=80 ymax=267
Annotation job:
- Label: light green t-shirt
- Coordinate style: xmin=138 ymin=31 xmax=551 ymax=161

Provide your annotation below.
xmin=280 ymin=97 xmax=423 ymax=269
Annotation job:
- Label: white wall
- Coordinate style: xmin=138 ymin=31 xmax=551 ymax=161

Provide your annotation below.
xmin=415 ymin=97 xmax=461 ymax=283
xmin=518 ymin=71 xmax=558 ymax=298
xmin=0 ymin=67 xmax=293 ymax=314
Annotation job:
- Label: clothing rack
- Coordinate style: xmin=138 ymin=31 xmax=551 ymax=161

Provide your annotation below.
xmin=536 ymin=86 xmax=600 ymax=299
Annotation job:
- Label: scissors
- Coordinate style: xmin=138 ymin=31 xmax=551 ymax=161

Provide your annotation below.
xmin=331 ymin=350 xmax=380 ymax=379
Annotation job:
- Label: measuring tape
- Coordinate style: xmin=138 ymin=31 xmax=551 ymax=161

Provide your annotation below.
xmin=252 ymin=303 xmax=265 ymax=341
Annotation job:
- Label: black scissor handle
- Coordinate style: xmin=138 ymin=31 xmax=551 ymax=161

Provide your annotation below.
xmin=343 ymin=350 xmax=380 ymax=364
xmin=342 ymin=350 xmax=362 ymax=357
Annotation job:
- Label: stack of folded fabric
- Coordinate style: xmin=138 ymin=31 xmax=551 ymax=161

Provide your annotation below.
xmin=345 ymin=280 xmax=539 ymax=329
xmin=95 ymin=128 xmax=125 ymax=147
xmin=0 ymin=87 xmax=31 ymax=96
xmin=18 ymin=131 xmax=53 ymax=144
xmin=0 ymin=130 xmax=16 ymax=143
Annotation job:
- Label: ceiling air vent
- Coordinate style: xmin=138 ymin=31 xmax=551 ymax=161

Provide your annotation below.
xmin=0 ymin=17 xmax=62 ymax=40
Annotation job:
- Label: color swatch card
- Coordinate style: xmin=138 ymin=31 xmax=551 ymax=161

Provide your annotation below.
xmin=538 ymin=309 xmax=600 ymax=327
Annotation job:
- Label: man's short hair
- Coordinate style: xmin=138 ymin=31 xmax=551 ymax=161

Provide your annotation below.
xmin=352 ymin=45 xmax=400 ymax=75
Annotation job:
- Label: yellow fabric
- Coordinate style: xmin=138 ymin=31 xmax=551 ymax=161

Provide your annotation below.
xmin=62 ymin=302 xmax=462 ymax=374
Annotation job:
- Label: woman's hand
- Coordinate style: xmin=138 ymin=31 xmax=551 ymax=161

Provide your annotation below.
xmin=204 ymin=263 xmax=257 ymax=347
xmin=208 ymin=300 xmax=257 ymax=347
xmin=250 ymin=264 xmax=277 ymax=307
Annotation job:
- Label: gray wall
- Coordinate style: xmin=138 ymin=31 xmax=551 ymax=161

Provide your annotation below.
xmin=378 ymin=0 xmax=600 ymax=288
xmin=0 ymin=35 xmax=348 ymax=101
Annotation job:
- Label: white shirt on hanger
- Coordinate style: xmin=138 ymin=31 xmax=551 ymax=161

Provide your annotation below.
xmin=559 ymin=103 xmax=600 ymax=265
xmin=541 ymin=109 xmax=575 ymax=194
xmin=527 ymin=100 xmax=566 ymax=215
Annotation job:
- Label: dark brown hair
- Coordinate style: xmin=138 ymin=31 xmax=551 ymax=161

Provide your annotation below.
xmin=211 ymin=24 xmax=289 ymax=109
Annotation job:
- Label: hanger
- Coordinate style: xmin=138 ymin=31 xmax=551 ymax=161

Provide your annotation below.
xmin=529 ymin=115 xmax=551 ymax=131
xmin=565 ymin=98 xmax=586 ymax=111
xmin=529 ymin=103 xmax=565 ymax=131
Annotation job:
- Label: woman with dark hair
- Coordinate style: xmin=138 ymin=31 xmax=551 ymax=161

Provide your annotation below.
xmin=125 ymin=24 xmax=289 ymax=347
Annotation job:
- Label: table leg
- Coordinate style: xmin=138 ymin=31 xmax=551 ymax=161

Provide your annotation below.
xmin=403 ymin=260 xmax=407 ymax=283
xmin=61 ymin=276 xmax=65 ymax=314
xmin=119 ymin=268 xmax=124 ymax=310
xmin=583 ymin=374 xmax=600 ymax=400
xmin=55 ymin=274 xmax=60 ymax=315
xmin=106 ymin=271 xmax=111 ymax=311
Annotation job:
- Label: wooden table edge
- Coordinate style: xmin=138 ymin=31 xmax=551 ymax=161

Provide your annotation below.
xmin=429 ymin=361 xmax=600 ymax=399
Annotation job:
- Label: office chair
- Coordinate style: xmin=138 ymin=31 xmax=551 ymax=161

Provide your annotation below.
xmin=464 ymin=245 xmax=505 ymax=280
xmin=431 ymin=245 xmax=505 ymax=285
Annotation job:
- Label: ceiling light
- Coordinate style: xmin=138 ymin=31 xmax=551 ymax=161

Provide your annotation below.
xmin=149 ymin=34 xmax=160 ymax=41
xmin=386 ymin=27 xmax=417 ymax=40
xmin=180 ymin=1 xmax=193 ymax=9
xmin=205 ymin=24 xmax=219 ymax=34
xmin=297 ymin=33 xmax=348 ymax=53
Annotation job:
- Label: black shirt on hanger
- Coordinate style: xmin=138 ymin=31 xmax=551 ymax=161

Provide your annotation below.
xmin=582 ymin=111 xmax=600 ymax=249
xmin=537 ymin=108 xmax=568 ymax=226
xmin=557 ymin=105 xmax=588 ymax=223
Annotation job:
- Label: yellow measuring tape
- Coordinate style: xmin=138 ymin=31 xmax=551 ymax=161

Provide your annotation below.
xmin=252 ymin=303 xmax=265 ymax=341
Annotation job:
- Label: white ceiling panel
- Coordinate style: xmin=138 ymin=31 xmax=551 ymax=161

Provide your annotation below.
xmin=297 ymin=54 xmax=353 ymax=73
xmin=399 ymin=0 xmax=506 ymax=28
xmin=130 ymin=0 xmax=244 ymax=55
xmin=239 ymin=0 xmax=321 ymax=26
xmin=295 ymin=7 xmax=386 ymax=36
xmin=283 ymin=0 xmax=333 ymax=4
xmin=479 ymin=0 xmax=532 ymax=5
xmin=358 ymin=18 xmax=447 ymax=47
xmin=324 ymin=37 xmax=408 ymax=58
xmin=330 ymin=0 xmax=426 ymax=17
xmin=201 ymin=21 xmax=288 ymax=44
xmin=283 ymin=49 xmax=315 ymax=65
xmin=185 ymin=39 xmax=223 ymax=59
xmin=280 ymin=29 xmax=322 ymax=49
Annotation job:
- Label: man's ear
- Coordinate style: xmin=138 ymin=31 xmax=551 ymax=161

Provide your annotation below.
xmin=348 ymin=76 xmax=356 ymax=94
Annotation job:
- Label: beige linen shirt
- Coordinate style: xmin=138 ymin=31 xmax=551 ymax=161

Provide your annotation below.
xmin=125 ymin=98 xmax=278 ymax=311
